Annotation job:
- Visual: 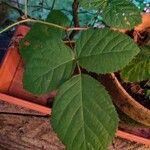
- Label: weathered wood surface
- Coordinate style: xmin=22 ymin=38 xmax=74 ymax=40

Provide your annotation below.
xmin=0 ymin=114 xmax=65 ymax=150
xmin=0 ymin=101 xmax=150 ymax=150
xmin=0 ymin=101 xmax=64 ymax=150
xmin=0 ymin=100 xmax=44 ymax=115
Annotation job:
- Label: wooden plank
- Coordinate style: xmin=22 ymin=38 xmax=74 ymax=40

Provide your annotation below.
xmin=0 ymin=112 xmax=150 ymax=150
xmin=0 ymin=100 xmax=46 ymax=116
xmin=0 ymin=101 xmax=150 ymax=149
xmin=109 ymin=138 xmax=150 ymax=150
xmin=0 ymin=114 xmax=65 ymax=150
xmin=0 ymin=93 xmax=51 ymax=115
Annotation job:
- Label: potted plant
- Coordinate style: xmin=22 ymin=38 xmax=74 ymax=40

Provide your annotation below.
xmin=0 ymin=0 xmax=150 ymax=149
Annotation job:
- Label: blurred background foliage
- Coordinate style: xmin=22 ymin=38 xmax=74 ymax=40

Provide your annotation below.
xmin=0 ymin=0 xmax=150 ymax=28
xmin=0 ymin=0 xmax=149 ymax=62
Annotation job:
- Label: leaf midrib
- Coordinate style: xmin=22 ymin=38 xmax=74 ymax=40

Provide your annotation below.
xmin=79 ymin=75 xmax=87 ymax=150
xmin=78 ymin=49 xmax=136 ymax=59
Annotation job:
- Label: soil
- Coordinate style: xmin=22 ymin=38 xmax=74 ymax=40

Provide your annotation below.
xmin=116 ymin=73 xmax=150 ymax=110
xmin=116 ymin=23 xmax=150 ymax=110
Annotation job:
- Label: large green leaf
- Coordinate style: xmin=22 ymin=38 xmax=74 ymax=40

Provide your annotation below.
xmin=76 ymin=29 xmax=140 ymax=73
xmin=79 ymin=0 xmax=141 ymax=29
xmin=20 ymin=10 xmax=69 ymax=63
xmin=20 ymin=10 xmax=75 ymax=94
xmin=121 ymin=46 xmax=150 ymax=82
xmin=23 ymin=40 xmax=75 ymax=94
xmin=51 ymin=74 xmax=118 ymax=150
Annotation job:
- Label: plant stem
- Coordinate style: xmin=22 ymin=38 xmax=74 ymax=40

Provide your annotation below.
xmin=0 ymin=19 xmax=66 ymax=34
xmin=0 ymin=18 xmax=89 ymax=35
xmin=35 ymin=19 xmax=66 ymax=30
xmin=77 ymin=61 xmax=81 ymax=74
xmin=0 ymin=19 xmax=30 ymax=34
xmin=65 ymin=31 xmax=81 ymax=74
xmin=67 ymin=27 xmax=88 ymax=31
xmin=24 ymin=0 xmax=28 ymax=18
xmin=69 ymin=0 xmax=79 ymax=40
xmin=51 ymin=0 xmax=56 ymax=11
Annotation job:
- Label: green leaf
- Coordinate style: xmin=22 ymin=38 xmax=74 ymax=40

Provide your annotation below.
xmin=102 ymin=0 xmax=141 ymax=29
xmin=51 ymin=74 xmax=118 ymax=150
xmin=76 ymin=29 xmax=140 ymax=73
xmin=46 ymin=10 xmax=69 ymax=37
xmin=79 ymin=0 xmax=107 ymax=10
xmin=20 ymin=10 xmax=75 ymax=94
xmin=121 ymin=46 xmax=150 ymax=82
xmin=20 ymin=10 xmax=69 ymax=63
xmin=23 ymin=40 xmax=75 ymax=94
xmin=79 ymin=0 xmax=141 ymax=29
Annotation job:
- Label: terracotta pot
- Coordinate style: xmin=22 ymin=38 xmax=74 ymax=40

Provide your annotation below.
xmin=135 ymin=13 xmax=150 ymax=32
xmin=100 ymin=74 xmax=150 ymax=127
xmin=0 ymin=25 xmax=54 ymax=105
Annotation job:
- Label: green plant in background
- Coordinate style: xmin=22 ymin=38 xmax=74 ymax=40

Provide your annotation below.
xmin=0 ymin=0 xmax=97 ymax=27
xmin=1 ymin=0 xmax=149 ymax=150
xmin=1 ymin=0 xmax=150 ymax=28
xmin=121 ymin=46 xmax=150 ymax=82
xmin=145 ymin=89 xmax=150 ymax=99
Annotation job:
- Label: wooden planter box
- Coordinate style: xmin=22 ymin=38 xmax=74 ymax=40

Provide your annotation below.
xmin=0 ymin=25 xmax=53 ymax=106
xmin=0 ymin=25 xmax=150 ymax=146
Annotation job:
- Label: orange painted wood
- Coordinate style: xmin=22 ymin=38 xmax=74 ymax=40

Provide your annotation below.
xmin=0 ymin=93 xmax=51 ymax=115
xmin=116 ymin=130 xmax=150 ymax=146
xmin=0 ymin=25 xmax=29 ymax=93
xmin=0 ymin=92 xmax=150 ymax=146
xmin=0 ymin=47 xmax=20 ymax=93
xmin=8 ymin=60 xmax=51 ymax=105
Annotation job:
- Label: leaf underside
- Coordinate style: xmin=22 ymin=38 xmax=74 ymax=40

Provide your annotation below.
xmin=76 ymin=29 xmax=140 ymax=74
xmin=51 ymin=74 xmax=118 ymax=150
xmin=121 ymin=46 xmax=150 ymax=82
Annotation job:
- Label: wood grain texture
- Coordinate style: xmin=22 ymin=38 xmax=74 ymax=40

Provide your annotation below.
xmin=109 ymin=138 xmax=150 ymax=150
xmin=0 ymin=100 xmax=44 ymax=115
xmin=0 ymin=113 xmax=150 ymax=150
xmin=0 ymin=101 xmax=150 ymax=150
xmin=0 ymin=114 xmax=65 ymax=150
